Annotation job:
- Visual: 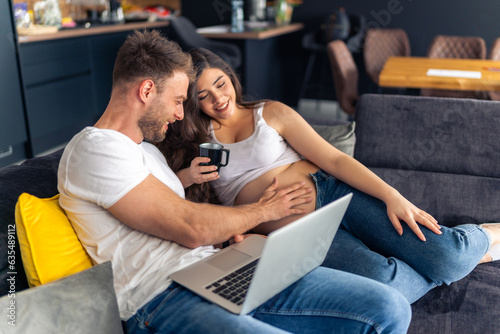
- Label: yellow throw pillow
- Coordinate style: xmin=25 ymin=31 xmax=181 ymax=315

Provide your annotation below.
xmin=15 ymin=193 xmax=93 ymax=287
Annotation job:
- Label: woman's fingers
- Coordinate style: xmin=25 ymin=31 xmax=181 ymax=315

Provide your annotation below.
xmin=388 ymin=213 xmax=404 ymax=236
xmin=389 ymin=209 xmax=442 ymax=242
xmin=416 ymin=211 xmax=442 ymax=235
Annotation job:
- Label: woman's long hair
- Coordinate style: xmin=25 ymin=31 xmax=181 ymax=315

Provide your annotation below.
xmin=157 ymin=48 xmax=263 ymax=203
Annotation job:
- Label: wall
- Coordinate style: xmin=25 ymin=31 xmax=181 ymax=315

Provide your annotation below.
xmin=183 ymin=0 xmax=500 ymax=56
xmin=292 ymin=0 xmax=500 ymax=56
xmin=182 ymin=0 xmax=500 ymax=105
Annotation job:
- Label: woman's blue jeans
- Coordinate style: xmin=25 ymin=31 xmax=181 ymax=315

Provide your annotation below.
xmin=311 ymin=169 xmax=490 ymax=303
xmin=127 ymin=267 xmax=411 ymax=334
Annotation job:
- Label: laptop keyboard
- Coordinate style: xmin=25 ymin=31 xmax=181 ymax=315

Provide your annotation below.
xmin=205 ymin=259 xmax=259 ymax=305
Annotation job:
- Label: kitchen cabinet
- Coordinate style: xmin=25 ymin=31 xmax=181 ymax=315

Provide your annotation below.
xmin=0 ymin=1 xmax=29 ymax=167
xmin=17 ymin=24 xmax=169 ymax=156
xmin=19 ymin=38 xmax=98 ymax=155
xmin=89 ymin=31 xmax=132 ymax=113
xmin=0 ymin=17 xmax=170 ymax=161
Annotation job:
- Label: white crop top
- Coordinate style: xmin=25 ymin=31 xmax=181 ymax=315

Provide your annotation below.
xmin=210 ymin=102 xmax=301 ymax=205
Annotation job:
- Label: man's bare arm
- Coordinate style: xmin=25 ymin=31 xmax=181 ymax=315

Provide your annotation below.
xmin=108 ymin=175 xmax=312 ymax=248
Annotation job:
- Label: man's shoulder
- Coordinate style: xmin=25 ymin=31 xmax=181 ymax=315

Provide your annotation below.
xmin=70 ymin=127 xmax=135 ymax=146
xmin=58 ymin=127 xmax=151 ymax=206
xmin=59 ymin=127 xmax=146 ymax=182
xmin=63 ymin=127 xmax=141 ymax=159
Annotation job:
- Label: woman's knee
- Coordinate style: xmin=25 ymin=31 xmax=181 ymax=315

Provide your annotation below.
xmin=371 ymin=285 xmax=412 ymax=334
xmin=419 ymin=225 xmax=488 ymax=283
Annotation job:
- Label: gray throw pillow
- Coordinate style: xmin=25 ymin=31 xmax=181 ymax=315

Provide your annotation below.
xmin=311 ymin=122 xmax=356 ymax=157
xmin=0 ymin=261 xmax=123 ymax=334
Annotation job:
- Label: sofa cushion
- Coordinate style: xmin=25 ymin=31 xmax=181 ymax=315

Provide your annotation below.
xmin=354 ymin=94 xmax=500 ymax=178
xmin=0 ymin=149 xmax=63 ymax=296
xmin=354 ymin=94 xmax=500 ymax=227
xmin=15 ymin=193 xmax=93 ymax=287
xmin=408 ymin=262 xmax=500 ymax=334
xmin=370 ymin=168 xmax=500 ymax=227
xmin=352 ymin=94 xmax=500 ymax=334
xmin=0 ymin=261 xmax=123 ymax=334
xmin=311 ymin=122 xmax=356 ymax=157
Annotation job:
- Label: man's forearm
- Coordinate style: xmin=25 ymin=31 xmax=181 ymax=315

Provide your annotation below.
xmin=174 ymin=201 xmax=266 ymax=248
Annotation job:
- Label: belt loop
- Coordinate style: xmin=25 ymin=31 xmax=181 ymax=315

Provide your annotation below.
xmin=309 ymin=171 xmax=321 ymax=210
xmin=309 ymin=172 xmax=318 ymax=183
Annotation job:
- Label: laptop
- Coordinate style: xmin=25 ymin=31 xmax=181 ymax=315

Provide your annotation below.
xmin=170 ymin=193 xmax=352 ymax=315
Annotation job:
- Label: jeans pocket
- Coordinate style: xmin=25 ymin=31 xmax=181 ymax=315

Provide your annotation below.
xmin=131 ymin=283 xmax=183 ymax=331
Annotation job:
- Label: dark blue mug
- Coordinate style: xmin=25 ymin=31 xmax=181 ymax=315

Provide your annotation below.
xmin=199 ymin=143 xmax=230 ymax=174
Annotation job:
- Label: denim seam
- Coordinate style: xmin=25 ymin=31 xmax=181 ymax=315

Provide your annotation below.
xmin=255 ymin=308 xmax=383 ymax=334
xmin=309 ymin=169 xmax=332 ymax=210
xmin=459 ymin=224 xmax=490 ymax=240
xmin=477 ymin=225 xmax=493 ymax=248
xmin=309 ymin=172 xmax=320 ymax=210
xmin=140 ymin=284 xmax=181 ymax=329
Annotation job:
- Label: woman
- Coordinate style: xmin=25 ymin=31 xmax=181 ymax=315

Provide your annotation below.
xmin=159 ymin=48 xmax=500 ymax=303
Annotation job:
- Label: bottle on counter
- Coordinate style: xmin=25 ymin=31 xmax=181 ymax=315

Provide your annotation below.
xmin=34 ymin=0 xmax=62 ymax=27
xmin=231 ymin=0 xmax=244 ymax=33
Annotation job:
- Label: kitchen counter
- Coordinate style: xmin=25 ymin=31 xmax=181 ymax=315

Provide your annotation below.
xmin=197 ymin=21 xmax=304 ymax=104
xmin=17 ymin=20 xmax=169 ymax=43
xmin=197 ymin=22 xmax=303 ymax=40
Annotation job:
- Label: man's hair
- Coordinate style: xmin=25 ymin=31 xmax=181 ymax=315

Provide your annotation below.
xmin=112 ymin=30 xmax=194 ymax=93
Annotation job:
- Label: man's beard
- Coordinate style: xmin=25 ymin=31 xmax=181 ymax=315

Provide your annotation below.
xmin=138 ymin=100 xmax=166 ymax=143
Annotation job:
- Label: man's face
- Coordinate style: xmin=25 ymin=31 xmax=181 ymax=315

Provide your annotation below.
xmin=139 ymin=71 xmax=189 ymax=143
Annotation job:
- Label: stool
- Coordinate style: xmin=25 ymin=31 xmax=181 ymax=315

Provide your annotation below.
xmin=298 ymin=32 xmax=331 ymax=112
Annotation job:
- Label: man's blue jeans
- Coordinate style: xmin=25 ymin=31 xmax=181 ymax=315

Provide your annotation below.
xmin=127 ymin=267 xmax=411 ymax=333
xmin=311 ymin=169 xmax=490 ymax=303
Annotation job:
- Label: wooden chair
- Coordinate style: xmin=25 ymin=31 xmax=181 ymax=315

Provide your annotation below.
xmin=326 ymin=40 xmax=358 ymax=115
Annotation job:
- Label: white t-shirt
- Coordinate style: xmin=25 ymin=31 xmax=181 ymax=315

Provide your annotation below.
xmin=58 ymin=127 xmax=217 ymax=320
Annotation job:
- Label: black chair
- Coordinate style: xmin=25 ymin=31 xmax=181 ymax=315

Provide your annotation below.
xmin=168 ymin=16 xmax=242 ymax=70
xmin=298 ymin=13 xmax=365 ymax=107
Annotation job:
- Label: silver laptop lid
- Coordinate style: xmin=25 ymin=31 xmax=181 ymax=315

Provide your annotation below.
xmin=170 ymin=193 xmax=352 ymax=315
xmin=240 ymin=193 xmax=352 ymax=314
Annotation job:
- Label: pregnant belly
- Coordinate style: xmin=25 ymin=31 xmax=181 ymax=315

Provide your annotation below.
xmin=234 ymin=160 xmax=320 ymax=235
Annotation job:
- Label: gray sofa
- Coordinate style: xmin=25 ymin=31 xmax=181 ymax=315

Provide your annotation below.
xmin=0 ymin=93 xmax=499 ymax=333
xmin=354 ymin=94 xmax=500 ymax=334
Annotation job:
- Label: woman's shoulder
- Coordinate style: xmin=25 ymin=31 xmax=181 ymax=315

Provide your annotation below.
xmin=262 ymin=100 xmax=295 ymax=116
xmin=262 ymin=101 xmax=299 ymax=122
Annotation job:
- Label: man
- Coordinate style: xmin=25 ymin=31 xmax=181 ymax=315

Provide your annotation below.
xmin=58 ymin=30 xmax=411 ymax=333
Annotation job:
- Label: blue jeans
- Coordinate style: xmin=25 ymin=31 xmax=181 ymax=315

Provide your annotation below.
xmin=127 ymin=267 xmax=410 ymax=334
xmin=311 ymin=169 xmax=490 ymax=303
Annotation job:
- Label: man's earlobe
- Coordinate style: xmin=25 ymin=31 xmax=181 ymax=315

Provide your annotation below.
xmin=139 ymin=79 xmax=155 ymax=102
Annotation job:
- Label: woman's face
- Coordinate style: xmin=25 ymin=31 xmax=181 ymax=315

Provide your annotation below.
xmin=196 ymin=68 xmax=237 ymax=121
